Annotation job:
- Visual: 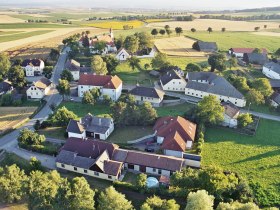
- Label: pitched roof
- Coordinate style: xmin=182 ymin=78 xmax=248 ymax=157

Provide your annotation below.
xmin=222 ymin=102 xmax=240 ymax=118
xmin=65 ymin=59 xmax=80 ymax=71
xmin=130 ymin=86 xmax=165 ymax=99
xmin=161 ymin=131 xmax=186 ymax=152
xmin=264 ymin=62 xmax=280 ymax=74
xmin=230 ymin=48 xmax=267 ymax=54
xmin=244 ymin=53 xmax=268 ymax=65
xmin=154 ymin=116 xmax=197 ymax=143
xmin=21 ymin=58 xmax=44 ymax=67
xmin=0 ymin=80 xmax=12 ymax=93
xmin=33 ymin=77 xmax=51 ymax=89
xmin=186 ymin=72 xmax=244 ymax=99
xmin=271 ymin=92 xmax=280 ymax=104
xmin=78 ymin=73 xmax=122 ymax=89
xmin=197 ymin=41 xmax=218 ymax=52
xmin=81 ymin=114 xmax=113 ymax=134
xmin=270 ymin=79 xmax=280 ymax=88
xmin=160 ymin=70 xmax=185 ymax=86
xmin=66 ymin=119 xmax=85 ymax=134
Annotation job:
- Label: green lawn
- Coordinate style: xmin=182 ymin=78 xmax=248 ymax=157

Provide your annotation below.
xmin=0 ymin=30 xmax=53 ymax=43
xmin=108 ymin=126 xmax=153 ymax=144
xmin=156 ymin=103 xmax=195 ymax=117
xmin=167 ymin=56 xmax=208 ymax=70
xmin=38 ymin=127 xmax=66 ymax=140
xmin=187 ymin=31 xmax=280 ymax=52
xmin=202 ymin=119 xmax=280 ymax=196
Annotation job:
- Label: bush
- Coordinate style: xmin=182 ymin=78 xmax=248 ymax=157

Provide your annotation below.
xmin=40 ymin=121 xmax=52 ymax=129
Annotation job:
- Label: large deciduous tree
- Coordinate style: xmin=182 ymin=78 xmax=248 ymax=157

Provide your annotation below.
xmin=245 ymin=89 xmax=265 ymax=105
xmin=251 ymin=78 xmax=273 ymax=97
xmin=186 ymin=63 xmax=202 ymax=72
xmin=208 ymin=53 xmax=227 ymax=72
xmin=141 ymin=195 xmax=180 ymax=210
xmin=18 ymin=128 xmax=45 ymax=146
xmin=139 ymin=102 xmax=158 ymax=125
xmin=237 ymin=113 xmax=253 ymax=128
xmin=57 ymin=79 xmax=70 ymax=100
xmin=196 ymin=95 xmax=224 ymax=124
xmin=93 ymin=41 xmax=107 ymax=54
xmin=102 ymin=55 xmax=119 ymax=75
xmin=60 ymin=69 xmax=74 ymax=82
xmin=8 ymin=66 xmax=26 ymax=89
xmin=151 ymin=29 xmax=158 ymax=38
xmin=175 ymin=27 xmax=183 ymax=36
xmin=50 ymin=106 xmax=78 ymax=126
xmin=185 ymin=190 xmax=214 ymax=210
xmin=127 ymin=56 xmax=141 ymax=71
xmin=135 ymin=32 xmax=153 ymax=51
xmin=91 ymin=55 xmax=108 ymax=75
xmin=151 ymin=53 xmax=169 ymax=69
xmin=124 ymin=35 xmax=139 ymax=54
xmin=0 ymin=52 xmax=11 ymax=80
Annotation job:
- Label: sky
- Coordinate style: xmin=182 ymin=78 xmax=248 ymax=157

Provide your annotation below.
xmin=0 ymin=0 xmax=279 ymax=10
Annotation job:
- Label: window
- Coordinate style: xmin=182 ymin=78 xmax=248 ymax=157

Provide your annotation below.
xmin=158 ymin=169 xmax=162 ymax=175
xmin=84 ymin=169 xmax=88 ymax=173
xmin=81 ymin=86 xmax=83 ymax=88
xmin=153 ymin=168 xmax=156 ymax=172
xmin=74 ymin=167 xmax=77 ymax=171
xmin=128 ymin=164 xmax=134 ymax=169
xmin=108 ymin=175 xmax=112 ymax=179
xmin=94 ymin=172 xmax=99 ymax=176
xmin=61 ymin=164 xmax=65 ymax=168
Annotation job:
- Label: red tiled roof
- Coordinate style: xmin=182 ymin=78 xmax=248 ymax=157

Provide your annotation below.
xmin=161 ymin=131 xmax=186 ymax=152
xmin=78 ymin=73 xmax=122 ymax=89
xmin=230 ymin=48 xmax=267 ymax=54
xmin=154 ymin=116 xmax=196 ymax=142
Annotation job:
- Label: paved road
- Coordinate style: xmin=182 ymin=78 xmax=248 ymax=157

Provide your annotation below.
xmin=0 ymin=47 xmax=69 ymax=167
xmin=241 ymin=109 xmax=280 ymax=122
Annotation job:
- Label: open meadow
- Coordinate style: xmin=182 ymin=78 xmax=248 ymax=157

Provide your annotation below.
xmin=147 ymin=19 xmax=280 ymax=31
xmin=0 ymin=107 xmax=37 ymax=134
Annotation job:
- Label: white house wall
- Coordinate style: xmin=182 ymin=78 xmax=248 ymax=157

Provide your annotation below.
xmin=68 ymin=132 xmax=86 ymax=139
xmin=262 ymin=66 xmax=280 ymax=80
xmin=132 ymin=95 xmax=162 ymax=107
xmin=164 ymin=149 xmax=183 ymax=158
xmin=71 ymin=71 xmax=80 ymax=81
xmin=26 ymin=87 xmax=45 ymax=99
xmin=161 ymin=79 xmax=186 ymax=92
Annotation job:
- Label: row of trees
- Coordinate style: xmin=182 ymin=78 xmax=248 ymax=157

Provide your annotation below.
xmin=151 ymin=26 xmax=183 ymax=37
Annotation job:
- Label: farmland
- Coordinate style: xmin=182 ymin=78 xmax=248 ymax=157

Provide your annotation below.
xmin=0 ymin=107 xmax=37 ymax=134
xmin=84 ymin=20 xmax=145 ymax=29
xmin=0 ymin=30 xmax=53 ymax=43
xmin=202 ymin=119 xmax=280 ymax=198
xmin=147 ymin=19 xmax=280 ymax=31
xmin=186 ymin=31 xmax=280 ymax=52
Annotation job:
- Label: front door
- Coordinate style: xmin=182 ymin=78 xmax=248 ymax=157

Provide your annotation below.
xmin=140 ymin=165 xmax=146 ymax=172
xmin=95 ymin=133 xmax=100 ymax=139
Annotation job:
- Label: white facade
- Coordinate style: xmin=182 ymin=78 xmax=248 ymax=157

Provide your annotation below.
xmin=68 ymin=131 xmax=86 ymax=139
xmin=222 ymin=114 xmax=238 ymax=128
xmin=132 ymin=95 xmax=162 ymax=107
xmin=161 ymin=79 xmax=187 ymax=92
xmin=228 ymin=50 xmax=244 ymax=58
xmin=23 ymin=62 xmax=45 ymax=77
xmin=26 ymin=85 xmax=50 ymax=99
xmin=262 ymin=66 xmax=280 ymax=80
xmin=156 ymin=136 xmax=164 ymax=144
xmin=185 ymin=88 xmax=246 ymax=107
xmin=164 ymin=150 xmax=183 ymax=158
xmin=87 ymin=122 xmax=114 ymax=140
xmin=56 ymin=162 xmax=120 ymax=181
xmin=137 ymin=48 xmax=157 ymax=59
xmin=116 ymin=48 xmax=131 ymax=61
xmin=124 ymin=163 xmax=171 ymax=177
xmin=71 ymin=70 xmax=80 ymax=81
xmin=78 ymin=83 xmax=122 ymax=101
xmin=271 ymin=99 xmax=279 ymax=108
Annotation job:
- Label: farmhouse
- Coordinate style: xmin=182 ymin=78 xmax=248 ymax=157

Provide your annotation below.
xmin=243 ymin=53 xmax=268 ymax=65
xmin=221 ymin=102 xmax=240 ymax=128
xmin=129 ymin=86 xmax=165 ymax=107
xmin=78 ymin=73 xmax=122 ymax=101
xmin=185 ymin=72 xmax=246 ymax=107
xmin=0 ymin=80 xmax=13 ymax=96
xmin=56 ymin=138 xmax=185 ymax=181
xmin=262 ymin=62 xmax=280 ymax=80
xmin=67 ymin=113 xmax=114 ymax=140
xmin=153 ymin=116 xmax=197 ymax=158
xmin=65 ymin=59 xmax=91 ymax=81
xmin=26 ymin=77 xmax=51 ymax=99
xmin=193 ymin=41 xmax=218 ymax=52
xmin=116 ymin=48 xmax=131 ymax=61
xmin=229 ymin=48 xmax=267 ymax=58
xmin=270 ymin=92 xmax=280 ymax=108
xmin=21 ymin=59 xmax=45 ymax=77
xmin=160 ymin=70 xmax=187 ymax=92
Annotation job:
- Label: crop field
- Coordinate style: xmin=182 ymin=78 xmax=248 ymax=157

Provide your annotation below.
xmin=186 ymin=31 xmax=280 ymax=52
xmin=144 ymin=19 xmax=173 ymax=23
xmin=155 ymin=36 xmax=207 ymax=57
xmin=0 ymin=30 xmax=53 ymax=43
xmin=0 ymin=15 xmax=25 ymax=23
xmin=84 ymin=20 xmax=145 ymax=29
xmin=0 ymin=107 xmax=37 ymax=134
xmin=148 ymin=19 xmax=280 ymax=31
xmin=202 ymin=119 xmax=280 ymax=197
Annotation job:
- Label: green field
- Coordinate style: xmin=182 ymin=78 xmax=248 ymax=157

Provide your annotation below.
xmin=187 ymin=31 xmax=280 ymax=52
xmin=156 ymin=103 xmax=195 ymax=117
xmin=202 ymin=119 xmax=280 ymax=196
xmin=84 ymin=20 xmax=145 ymax=30
xmin=0 ymin=31 xmax=24 ymax=35
xmin=0 ymin=30 xmax=53 ymax=43
xmin=0 ymin=23 xmax=76 ymax=29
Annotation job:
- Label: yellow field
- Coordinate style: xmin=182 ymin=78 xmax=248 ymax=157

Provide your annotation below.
xmin=145 ymin=19 xmax=173 ymax=23
xmin=0 ymin=107 xmax=37 ymax=134
xmin=154 ymin=36 xmax=207 ymax=57
xmin=0 ymin=15 xmax=25 ymax=23
xmin=85 ymin=20 xmax=144 ymax=29
xmin=148 ymin=19 xmax=280 ymax=32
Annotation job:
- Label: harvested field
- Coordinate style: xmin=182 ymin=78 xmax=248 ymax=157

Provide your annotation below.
xmin=0 ymin=107 xmax=37 ymax=134
xmin=0 ymin=30 xmax=53 ymax=43
xmin=85 ymin=20 xmax=144 ymax=29
xmin=0 ymin=15 xmax=25 ymax=23
xmin=147 ymin=19 xmax=280 ymax=32
xmin=252 ymin=32 xmax=280 ymax=37
xmin=154 ymin=36 xmax=207 ymax=57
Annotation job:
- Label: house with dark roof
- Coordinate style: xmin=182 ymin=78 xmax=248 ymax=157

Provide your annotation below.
xmin=243 ymin=53 xmax=268 ymax=65
xmin=0 ymin=80 xmax=13 ymax=96
xmin=185 ymin=72 xmax=246 ymax=107
xmin=262 ymin=62 xmax=280 ymax=80
xmin=153 ymin=116 xmax=197 ymax=158
xmin=26 ymin=77 xmax=52 ymax=99
xmin=129 ymin=86 xmax=165 ymax=107
xmin=21 ymin=58 xmax=45 ymax=77
xmin=65 ymin=59 xmax=91 ymax=81
xmin=56 ymin=137 xmax=186 ymax=181
xmin=67 ymin=113 xmax=114 ymax=140
xmin=193 ymin=41 xmax=218 ymax=52
xmin=160 ymin=70 xmax=187 ymax=92
xmin=78 ymin=73 xmax=122 ymax=101
xmin=270 ymin=92 xmax=280 ymax=108
xmin=229 ymin=48 xmax=267 ymax=58
xmin=221 ymin=102 xmax=240 ymax=128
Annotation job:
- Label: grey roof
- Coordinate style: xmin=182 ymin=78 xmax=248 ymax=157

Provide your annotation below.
xmin=80 ymin=66 xmax=92 ymax=73
xmin=65 ymin=59 xmax=80 ymax=71
xmin=160 ymin=70 xmax=185 ymax=86
xmin=270 ymin=79 xmax=280 ymax=88
xmin=271 ymin=92 xmax=280 ymax=104
xmin=0 ymin=80 xmax=12 ymax=93
xmin=82 ymin=114 xmax=112 ymax=134
xmin=197 ymin=41 xmax=218 ymax=52
xmin=244 ymin=53 xmax=268 ymax=65
xmin=264 ymin=62 xmax=280 ymax=74
xmin=130 ymin=86 xmax=165 ymax=99
xmin=149 ymin=70 xmax=160 ymax=77
xmin=66 ymin=119 xmax=85 ymax=134
xmin=56 ymin=150 xmax=95 ymax=169
xmin=186 ymin=72 xmax=244 ymax=99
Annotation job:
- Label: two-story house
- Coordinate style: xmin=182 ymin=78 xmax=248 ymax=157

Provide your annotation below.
xmin=262 ymin=62 xmax=280 ymax=80
xmin=26 ymin=77 xmax=51 ymax=99
xmin=21 ymin=59 xmax=45 ymax=77
xmin=160 ymin=70 xmax=187 ymax=92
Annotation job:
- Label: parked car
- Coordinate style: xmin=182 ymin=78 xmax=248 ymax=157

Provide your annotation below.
xmin=145 ymin=147 xmax=155 ymax=152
